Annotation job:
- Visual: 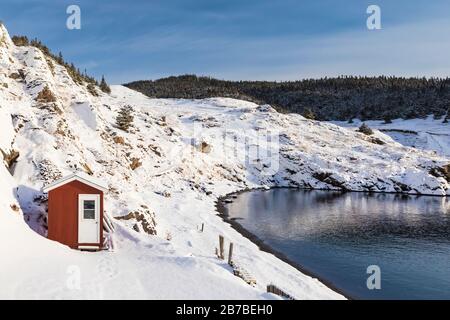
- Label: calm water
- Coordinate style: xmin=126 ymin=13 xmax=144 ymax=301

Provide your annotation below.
xmin=223 ymin=189 xmax=450 ymax=299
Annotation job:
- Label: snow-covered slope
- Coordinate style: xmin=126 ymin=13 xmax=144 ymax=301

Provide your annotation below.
xmin=331 ymin=117 xmax=450 ymax=158
xmin=0 ymin=23 xmax=449 ymax=299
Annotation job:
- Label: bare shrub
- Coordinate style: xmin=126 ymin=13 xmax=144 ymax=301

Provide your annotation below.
xmin=36 ymin=85 xmax=56 ymax=103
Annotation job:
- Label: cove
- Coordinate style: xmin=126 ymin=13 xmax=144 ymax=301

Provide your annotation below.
xmin=219 ymin=189 xmax=450 ymax=300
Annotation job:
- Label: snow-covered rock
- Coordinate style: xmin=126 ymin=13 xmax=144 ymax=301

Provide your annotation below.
xmin=0 ymin=23 xmax=448 ymax=299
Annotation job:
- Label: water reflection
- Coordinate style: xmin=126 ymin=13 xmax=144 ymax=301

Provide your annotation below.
xmin=225 ymin=189 xmax=450 ymax=299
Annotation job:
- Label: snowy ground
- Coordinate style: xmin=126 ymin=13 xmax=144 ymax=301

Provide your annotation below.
xmin=331 ymin=117 xmax=450 ymax=157
xmin=0 ymin=23 xmax=449 ymax=300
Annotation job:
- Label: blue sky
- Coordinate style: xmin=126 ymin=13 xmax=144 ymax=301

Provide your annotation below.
xmin=1 ymin=0 xmax=450 ymax=84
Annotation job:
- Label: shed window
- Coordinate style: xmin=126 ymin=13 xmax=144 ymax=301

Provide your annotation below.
xmin=83 ymin=200 xmax=96 ymax=219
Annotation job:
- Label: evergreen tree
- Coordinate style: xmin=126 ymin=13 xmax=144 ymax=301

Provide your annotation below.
xmin=116 ymin=105 xmax=134 ymax=132
xmin=86 ymin=83 xmax=98 ymax=96
xmin=58 ymin=52 xmax=63 ymax=63
xmin=383 ymin=115 xmax=393 ymax=124
xmin=358 ymin=123 xmax=374 ymax=135
xmin=100 ymin=75 xmax=111 ymax=94
xmin=11 ymin=35 xmax=29 ymax=46
xmin=302 ymin=108 xmax=316 ymax=120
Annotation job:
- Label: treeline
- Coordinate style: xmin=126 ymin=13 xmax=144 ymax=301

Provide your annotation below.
xmin=11 ymin=35 xmax=111 ymax=94
xmin=125 ymin=75 xmax=450 ymax=121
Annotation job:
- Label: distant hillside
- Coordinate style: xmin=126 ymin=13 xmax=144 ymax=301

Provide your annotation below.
xmin=125 ymin=75 xmax=450 ymax=121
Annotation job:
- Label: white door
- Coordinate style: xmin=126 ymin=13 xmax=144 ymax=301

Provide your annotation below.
xmin=78 ymin=194 xmax=100 ymax=244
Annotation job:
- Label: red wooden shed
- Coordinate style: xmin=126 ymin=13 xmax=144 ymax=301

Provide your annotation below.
xmin=42 ymin=172 xmax=108 ymax=251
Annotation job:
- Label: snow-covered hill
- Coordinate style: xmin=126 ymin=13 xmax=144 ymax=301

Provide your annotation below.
xmin=331 ymin=117 xmax=450 ymax=158
xmin=0 ymin=23 xmax=449 ymax=299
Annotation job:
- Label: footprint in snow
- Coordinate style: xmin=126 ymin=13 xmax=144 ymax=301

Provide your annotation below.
xmin=97 ymin=255 xmax=119 ymax=280
xmin=14 ymin=277 xmax=67 ymax=299
xmin=82 ymin=280 xmax=104 ymax=299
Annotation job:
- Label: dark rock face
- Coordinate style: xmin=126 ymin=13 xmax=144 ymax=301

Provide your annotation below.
xmin=429 ymin=164 xmax=450 ymax=182
xmin=391 ymin=179 xmax=413 ymax=193
xmin=313 ymin=171 xmax=347 ymax=190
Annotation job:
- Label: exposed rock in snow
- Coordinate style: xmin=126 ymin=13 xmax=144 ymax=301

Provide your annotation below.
xmin=115 ymin=208 xmax=157 ymax=235
xmin=0 ymin=23 xmax=449 ymax=299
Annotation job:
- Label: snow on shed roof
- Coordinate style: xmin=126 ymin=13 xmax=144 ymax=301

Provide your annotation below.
xmin=42 ymin=172 xmax=108 ymax=193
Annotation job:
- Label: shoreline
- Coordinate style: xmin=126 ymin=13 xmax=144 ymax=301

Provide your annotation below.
xmin=215 ymin=186 xmax=354 ymax=300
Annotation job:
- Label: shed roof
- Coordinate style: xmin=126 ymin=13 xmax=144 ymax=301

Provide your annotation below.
xmin=42 ymin=172 xmax=108 ymax=193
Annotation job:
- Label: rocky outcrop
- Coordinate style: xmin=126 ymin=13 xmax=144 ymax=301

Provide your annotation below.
xmin=115 ymin=209 xmax=157 ymax=235
xmin=429 ymin=164 xmax=450 ymax=182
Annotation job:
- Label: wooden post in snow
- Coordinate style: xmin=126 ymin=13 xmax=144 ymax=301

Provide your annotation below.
xmin=201 ymin=223 xmax=204 ymax=232
xmin=219 ymin=235 xmax=225 ymax=260
xmin=228 ymin=242 xmax=234 ymax=265
xmin=266 ymin=284 xmax=296 ymax=300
